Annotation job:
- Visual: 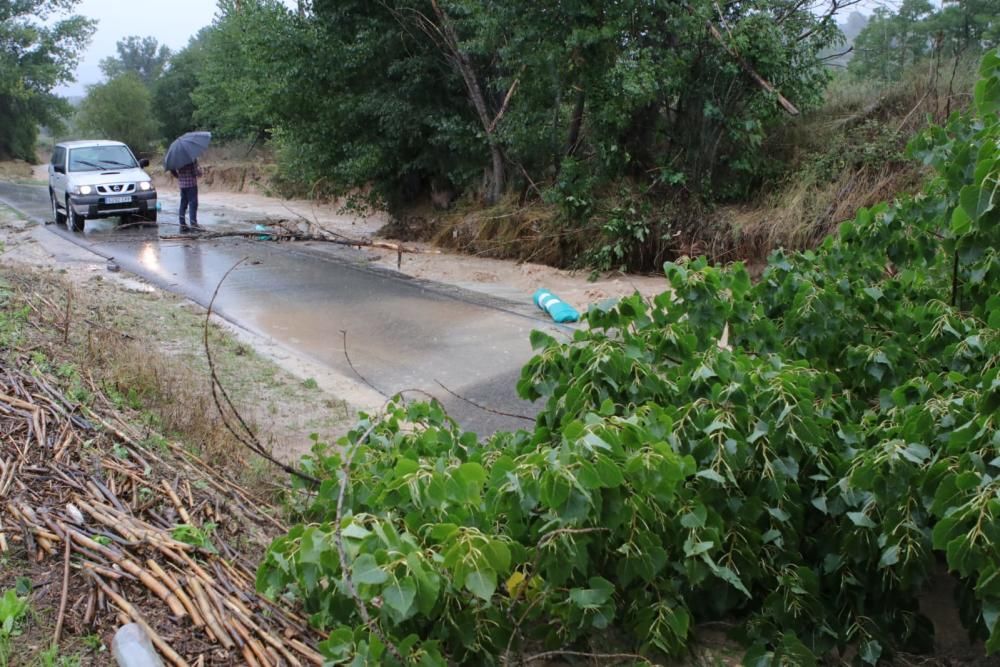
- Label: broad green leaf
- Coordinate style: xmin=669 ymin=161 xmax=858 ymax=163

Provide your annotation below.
xmin=703 ymin=555 xmax=751 ymax=598
xmin=352 ymin=554 xmax=388 ymax=585
xmin=848 ymin=512 xmax=877 ymax=528
xmin=859 ymin=639 xmax=882 ymax=665
xmin=383 ymin=578 xmax=417 ymax=617
xmin=465 ymin=570 xmax=497 ymax=601
xmin=569 ymin=577 xmax=614 ymax=609
xmin=878 ymin=544 xmax=900 ymax=568
xmin=684 ymin=538 xmax=714 ymax=557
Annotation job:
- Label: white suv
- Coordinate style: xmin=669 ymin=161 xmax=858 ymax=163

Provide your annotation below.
xmin=48 ymin=140 xmax=157 ymax=232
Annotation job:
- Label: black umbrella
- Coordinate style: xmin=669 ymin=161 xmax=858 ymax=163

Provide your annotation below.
xmin=164 ymin=131 xmax=212 ymax=171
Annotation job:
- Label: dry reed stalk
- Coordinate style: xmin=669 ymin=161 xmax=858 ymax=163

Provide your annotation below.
xmin=188 ymin=576 xmax=234 ymax=649
xmin=89 ymin=572 xmax=189 ymax=667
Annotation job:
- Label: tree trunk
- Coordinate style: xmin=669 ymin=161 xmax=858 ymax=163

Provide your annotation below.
xmin=566 ymin=90 xmax=586 ymax=158
xmin=430 ymin=0 xmax=505 ymax=204
xmin=488 ymin=143 xmax=505 ymax=204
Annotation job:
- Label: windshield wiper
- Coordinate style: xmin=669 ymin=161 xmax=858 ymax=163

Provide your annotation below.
xmin=99 ymin=160 xmax=133 ymax=168
xmin=72 ymin=160 xmax=104 ymax=170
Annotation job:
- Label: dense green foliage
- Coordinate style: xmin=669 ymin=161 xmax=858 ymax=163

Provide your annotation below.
xmin=257 ymin=51 xmax=1000 ymax=665
xmin=99 ymin=35 xmax=171 ymax=87
xmin=152 ymin=31 xmax=208 ymax=143
xmin=175 ymin=0 xmax=842 ymax=209
xmin=851 ymin=0 xmax=1000 ymax=82
xmin=76 ymin=73 xmax=160 ymax=154
xmin=190 ymin=0 xmax=291 ymax=142
xmin=0 ymin=0 xmax=94 ymax=160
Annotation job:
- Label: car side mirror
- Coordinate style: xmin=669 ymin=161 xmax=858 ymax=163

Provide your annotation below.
xmin=53 ymin=165 xmax=65 ymax=174
xmin=139 ymin=158 xmax=149 ymax=168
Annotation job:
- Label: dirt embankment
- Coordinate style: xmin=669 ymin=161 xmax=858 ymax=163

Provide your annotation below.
xmin=0 ymin=159 xmax=37 ymax=182
xmin=151 ymin=162 xmax=276 ymax=195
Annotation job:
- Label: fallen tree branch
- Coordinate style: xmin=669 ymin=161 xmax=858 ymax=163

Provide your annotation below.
xmin=53 ymin=531 xmax=71 ymax=646
xmin=521 ymin=650 xmax=652 ymax=665
xmin=434 ymin=380 xmax=535 ymax=423
xmin=703 ymin=18 xmax=800 ymax=115
xmin=203 ymin=258 xmax=320 ymax=486
xmin=341 ymin=330 xmax=388 ymax=398
xmin=160 ymin=227 xmax=422 ymax=255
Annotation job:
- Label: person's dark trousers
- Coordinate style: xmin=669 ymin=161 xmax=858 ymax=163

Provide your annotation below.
xmin=179 ymin=186 xmax=199 ymax=227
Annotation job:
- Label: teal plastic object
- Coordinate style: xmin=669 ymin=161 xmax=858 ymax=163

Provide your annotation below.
xmin=254 ymin=224 xmax=271 ymax=240
xmin=533 ymin=289 xmax=580 ymax=323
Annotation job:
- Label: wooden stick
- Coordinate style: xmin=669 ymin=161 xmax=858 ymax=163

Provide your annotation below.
xmin=162 ymin=480 xmax=192 ymax=524
xmin=189 ymin=576 xmax=234 ymax=650
xmin=53 ymin=530 xmax=71 ymax=646
xmin=232 ymin=616 xmax=272 ymax=667
xmin=704 ymin=20 xmax=799 ymax=115
xmin=83 ymin=584 xmax=97 ymax=627
xmin=89 ymin=573 xmax=190 ymax=667
xmin=80 ymin=561 xmax=130 ymax=581
xmin=218 ymin=596 xmax=303 ymax=667
xmin=148 ymin=560 xmax=204 ymax=627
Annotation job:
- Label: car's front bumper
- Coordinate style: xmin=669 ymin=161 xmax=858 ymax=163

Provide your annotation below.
xmin=69 ymin=191 xmax=157 ymax=218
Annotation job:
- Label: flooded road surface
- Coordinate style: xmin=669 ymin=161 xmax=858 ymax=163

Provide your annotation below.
xmin=0 ymin=181 xmax=560 ymax=435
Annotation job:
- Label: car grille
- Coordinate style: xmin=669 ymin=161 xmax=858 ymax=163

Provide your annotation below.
xmin=96 ymin=183 xmax=136 ymax=194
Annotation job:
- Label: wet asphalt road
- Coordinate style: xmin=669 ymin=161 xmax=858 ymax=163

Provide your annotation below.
xmin=0 ymin=181 xmax=558 ymax=436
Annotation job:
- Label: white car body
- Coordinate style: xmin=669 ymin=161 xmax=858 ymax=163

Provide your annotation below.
xmin=48 ymin=140 xmax=157 ymax=232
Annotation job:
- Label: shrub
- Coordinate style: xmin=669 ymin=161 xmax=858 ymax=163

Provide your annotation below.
xmin=258 ymin=50 xmax=1000 ymax=665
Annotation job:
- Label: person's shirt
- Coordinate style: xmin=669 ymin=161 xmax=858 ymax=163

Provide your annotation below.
xmin=176 ymin=162 xmax=203 ymax=189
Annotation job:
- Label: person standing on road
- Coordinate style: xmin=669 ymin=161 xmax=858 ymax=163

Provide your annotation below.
xmin=174 ymin=160 xmax=202 ymax=231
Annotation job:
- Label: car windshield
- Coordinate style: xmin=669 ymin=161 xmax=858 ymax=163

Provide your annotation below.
xmin=68 ymin=146 xmax=138 ymax=172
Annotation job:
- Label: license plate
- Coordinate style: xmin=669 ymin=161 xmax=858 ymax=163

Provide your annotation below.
xmin=105 ymin=195 xmax=132 ymax=204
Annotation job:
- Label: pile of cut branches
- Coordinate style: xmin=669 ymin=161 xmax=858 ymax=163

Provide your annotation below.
xmin=0 ymin=355 xmax=324 ymax=666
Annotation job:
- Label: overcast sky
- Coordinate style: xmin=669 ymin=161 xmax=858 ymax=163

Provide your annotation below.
xmin=55 ymin=0 xmax=296 ymax=97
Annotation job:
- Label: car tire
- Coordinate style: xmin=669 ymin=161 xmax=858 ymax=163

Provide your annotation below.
xmin=67 ymin=198 xmax=84 ymax=232
xmin=51 ymin=191 xmax=66 ymax=226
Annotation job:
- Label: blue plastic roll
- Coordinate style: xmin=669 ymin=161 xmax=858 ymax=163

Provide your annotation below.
xmin=533 ymin=289 xmax=580 ymax=323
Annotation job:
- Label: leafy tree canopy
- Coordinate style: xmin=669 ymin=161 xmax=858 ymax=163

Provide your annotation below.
xmin=76 ymin=72 xmax=160 ymax=154
xmin=191 ymin=0 xmax=292 ymax=142
xmin=153 ymin=30 xmax=209 ymax=141
xmin=851 ymin=0 xmax=1000 ymax=81
xmin=99 ymin=35 xmax=172 ymax=87
xmin=0 ymin=0 xmax=95 ymax=160
xmin=193 ymin=0 xmax=848 ymax=209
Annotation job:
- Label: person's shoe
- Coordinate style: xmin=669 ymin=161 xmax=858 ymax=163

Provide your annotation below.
xmin=179 ymin=222 xmax=190 ymax=233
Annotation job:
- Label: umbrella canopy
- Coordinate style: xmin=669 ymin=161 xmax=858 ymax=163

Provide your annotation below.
xmin=164 ymin=131 xmax=212 ymax=171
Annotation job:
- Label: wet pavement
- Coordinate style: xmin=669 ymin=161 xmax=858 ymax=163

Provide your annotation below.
xmin=0 ymin=181 xmax=561 ymax=436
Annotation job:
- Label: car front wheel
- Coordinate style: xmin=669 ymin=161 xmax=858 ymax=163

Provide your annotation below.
xmin=66 ymin=198 xmax=84 ymax=232
xmin=51 ymin=192 xmax=66 ymax=226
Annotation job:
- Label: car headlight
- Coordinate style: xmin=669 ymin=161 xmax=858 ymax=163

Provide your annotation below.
xmin=139 ymin=181 xmax=153 ymax=191
xmin=76 ymin=185 xmax=92 ymax=195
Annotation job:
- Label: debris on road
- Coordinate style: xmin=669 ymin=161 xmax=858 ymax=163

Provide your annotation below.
xmin=158 ymin=217 xmax=421 ymax=260
xmin=532 ymin=288 xmax=580 ymax=323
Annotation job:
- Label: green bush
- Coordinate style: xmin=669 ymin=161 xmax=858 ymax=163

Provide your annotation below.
xmin=258 ymin=50 xmax=1000 ymax=665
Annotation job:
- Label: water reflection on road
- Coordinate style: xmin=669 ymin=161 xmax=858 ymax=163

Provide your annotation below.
xmin=0 ymin=182 xmax=547 ymax=435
